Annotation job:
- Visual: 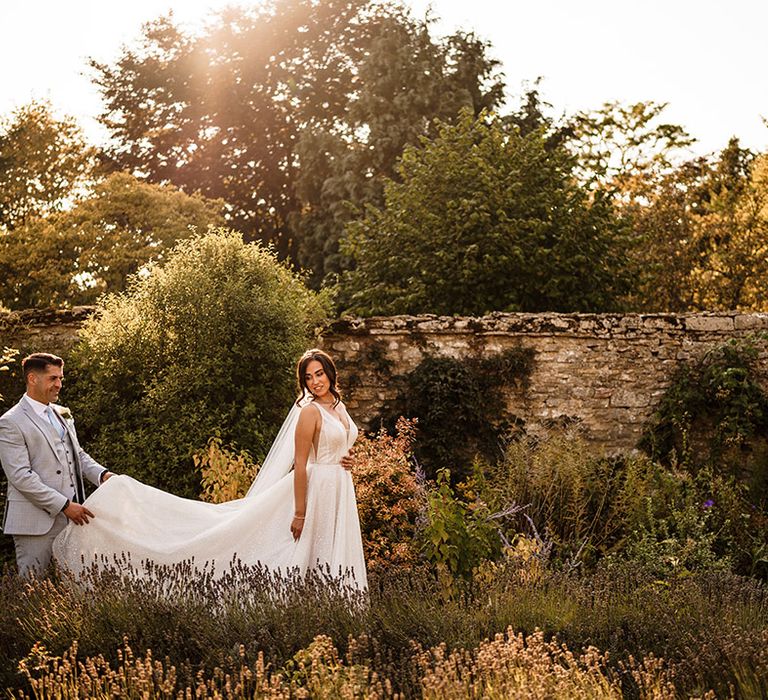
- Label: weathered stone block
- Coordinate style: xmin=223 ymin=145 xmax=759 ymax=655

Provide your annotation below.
xmin=610 ymin=390 xmax=650 ymax=408
xmin=735 ymin=314 xmax=768 ymax=330
xmin=685 ymin=315 xmax=735 ymax=332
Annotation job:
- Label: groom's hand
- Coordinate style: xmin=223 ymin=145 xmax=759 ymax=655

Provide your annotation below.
xmin=63 ymin=502 xmax=95 ymax=525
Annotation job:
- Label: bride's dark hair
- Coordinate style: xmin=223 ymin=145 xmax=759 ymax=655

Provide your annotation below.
xmin=296 ymin=348 xmax=341 ymax=407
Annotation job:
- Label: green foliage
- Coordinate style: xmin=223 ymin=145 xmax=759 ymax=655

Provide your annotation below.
xmin=340 ymin=110 xmax=631 ymax=315
xmin=568 ymin=100 xmax=694 ymax=192
xmin=622 ymin=156 xmax=714 ymax=311
xmin=195 ymin=437 xmax=258 ymax=504
xmin=67 ymin=229 xmax=328 ymax=497
xmin=421 ymin=469 xmax=501 ymax=582
xmin=291 ymin=12 xmax=505 ymax=286
xmin=0 ymin=172 xmax=225 ymax=309
xmin=91 ymin=2 xmax=504 ymax=277
xmin=641 ymin=336 xmax=768 ymax=506
xmin=0 ymin=100 xmax=95 ymax=231
xmin=476 ymin=424 xmax=768 ymax=579
xmin=618 ymin=499 xmax=730 ymax=578
xmin=349 ymin=418 xmax=425 ymax=573
xmin=483 ymin=428 xmax=685 ymax=567
xmin=92 ymin=0 xmax=502 ymax=270
xmin=0 ymin=346 xmax=18 ymax=404
xmin=397 ymin=348 xmax=533 ymax=481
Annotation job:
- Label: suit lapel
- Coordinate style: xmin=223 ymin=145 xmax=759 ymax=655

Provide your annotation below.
xmin=20 ymin=402 xmax=63 ymax=462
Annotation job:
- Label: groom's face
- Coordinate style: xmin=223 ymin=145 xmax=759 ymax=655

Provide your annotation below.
xmin=28 ymin=364 xmax=64 ymax=405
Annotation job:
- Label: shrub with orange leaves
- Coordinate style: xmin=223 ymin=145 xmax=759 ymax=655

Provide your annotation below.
xmin=194 ymin=418 xmax=424 ymax=571
xmin=195 ymin=437 xmax=258 ymax=504
xmin=351 ymin=417 xmax=425 ymax=572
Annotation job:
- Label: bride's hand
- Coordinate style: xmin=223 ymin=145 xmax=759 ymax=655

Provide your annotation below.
xmin=341 ymin=449 xmax=355 ymax=471
xmin=291 ymin=514 xmax=305 ymax=540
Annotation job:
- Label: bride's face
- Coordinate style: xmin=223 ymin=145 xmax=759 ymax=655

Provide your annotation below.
xmin=305 ymin=360 xmax=331 ymax=400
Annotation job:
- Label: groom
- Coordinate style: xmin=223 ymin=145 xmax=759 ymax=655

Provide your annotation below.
xmin=0 ymin=353 xmax=113 ymax=577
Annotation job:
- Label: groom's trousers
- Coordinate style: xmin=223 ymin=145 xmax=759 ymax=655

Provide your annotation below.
xmin=13 ymin=513 xmax=68 ymax=578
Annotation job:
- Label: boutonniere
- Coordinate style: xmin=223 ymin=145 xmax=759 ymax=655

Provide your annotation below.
xmin=56 ymin=406 xmax=73 ymax=421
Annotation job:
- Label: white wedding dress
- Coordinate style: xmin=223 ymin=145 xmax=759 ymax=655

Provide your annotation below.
xmin=52 ymin=401 xmax=367 ymax=590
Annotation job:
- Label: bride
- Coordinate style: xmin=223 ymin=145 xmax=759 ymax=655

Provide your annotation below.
xmin=52 ymin=349 xmax=367 ymax=590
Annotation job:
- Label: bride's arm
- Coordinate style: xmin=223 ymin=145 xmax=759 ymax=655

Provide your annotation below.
xmin=291 ymin=405 xmax=317 ymax=540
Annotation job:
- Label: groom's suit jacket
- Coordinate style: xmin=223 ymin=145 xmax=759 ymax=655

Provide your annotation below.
xmin=0 ymin=396 xmax=105 ymax=536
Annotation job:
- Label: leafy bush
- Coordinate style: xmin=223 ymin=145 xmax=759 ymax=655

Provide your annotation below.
xmin=421 ymin=469 xmax=502 ymax=582
xmin=697 ymin=467 xmax=768 ymax=578
xmin=618 ymin=500 xmax=729 ymax=578
xmin=349 ymin=417 xmax=424 ymax=573
xmin=195 ymin=437 xmax=258 ymax=504
xmin=481 ymin=428 xmax=682 ymax=567
xmin=396 ymin=348 xmax=533 ymax=481
xmin=66 ymin=229 xmax=329 ymax=497
xmin=641 ymin=336 xmax=768 ymax=506
xmin=1 ymin=172 xmax=225 ymax=309
xmin=339 ymin=110 xmax=631 ymax=316
xmin=476 ymin=424 xmax=768 ymax=578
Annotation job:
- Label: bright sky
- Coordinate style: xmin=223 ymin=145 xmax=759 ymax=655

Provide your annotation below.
xmin=1 ymin=0 xmax=766 ymax=157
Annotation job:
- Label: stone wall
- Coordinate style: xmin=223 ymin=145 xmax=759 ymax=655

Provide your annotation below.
xmin=323 ymin=312 xmax=768 ymax=453
xmin=0 ymin=307 xmax=93 ymax=357
xmin=2 ymin=308 xmax=767 ymax=454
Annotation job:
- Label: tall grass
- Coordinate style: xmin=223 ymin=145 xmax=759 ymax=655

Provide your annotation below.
xmin=2 ymin=561 xmax=766 ymax=697
xmin=13 ymin=629 xmax=688 ymax=700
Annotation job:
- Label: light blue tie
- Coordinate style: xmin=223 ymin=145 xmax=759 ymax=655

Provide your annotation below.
xmin=45 ymin=406 xmax=66 ymax=439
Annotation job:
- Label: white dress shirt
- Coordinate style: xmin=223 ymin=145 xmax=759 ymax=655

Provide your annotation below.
xmin=24 ymin=393 xmax=56 ymax=420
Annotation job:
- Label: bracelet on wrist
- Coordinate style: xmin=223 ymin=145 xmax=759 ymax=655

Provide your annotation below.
xmin=293 ymin=514 xmax=306 ymax=520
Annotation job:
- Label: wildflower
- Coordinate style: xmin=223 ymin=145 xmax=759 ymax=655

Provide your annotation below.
xmin=703 ymin=499 xmax=715 ymax=509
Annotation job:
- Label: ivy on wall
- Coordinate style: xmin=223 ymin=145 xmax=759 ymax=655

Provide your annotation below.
xmin=640 ymin=335 xmax=768 ymax=505
xmin=389 ymin=348 xmax=535 ymax=482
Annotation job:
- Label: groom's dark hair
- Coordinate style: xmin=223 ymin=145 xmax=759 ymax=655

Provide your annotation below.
xmin=22 ymin=353 xmax=64 ymax=381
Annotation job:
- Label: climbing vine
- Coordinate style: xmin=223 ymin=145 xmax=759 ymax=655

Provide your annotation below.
xmin=641 ymin=335 xmax=768 ymax=504
xmin=396 ymin=348 xmax=535 ymax=481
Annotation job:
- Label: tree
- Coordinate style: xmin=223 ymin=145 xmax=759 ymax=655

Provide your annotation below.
xmin=290 ymin=13 xmax=505 ymax=286
xmin=628 ymin=139 xmax=768 ymax=311
xmin=622 ymin=158 xmax=710 ymax=311
xmin=568 ymin=100 xmax=695 ymax=194
xmin=90 ymin=1 xmax=373 ymax=257
xmin=502 ymin=83 xmax=573 ymax=151
xmin=339 ymin=111 xmax=631 ymax=315
xmin=0 ymin=172 xmax=225 ymax=309
xmin=90 ymin=2 xmax=505 ymax=285
xmin=689 ymin=140 xmax=767 ymax=309
xmin=68 ymin=229 xmax=329 ymax=497
xmin=0 ymin=101 xmax=96 ymax=230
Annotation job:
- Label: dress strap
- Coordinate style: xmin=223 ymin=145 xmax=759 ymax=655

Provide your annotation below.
xmin=314 ymin=401 xmax=349 ymax=433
